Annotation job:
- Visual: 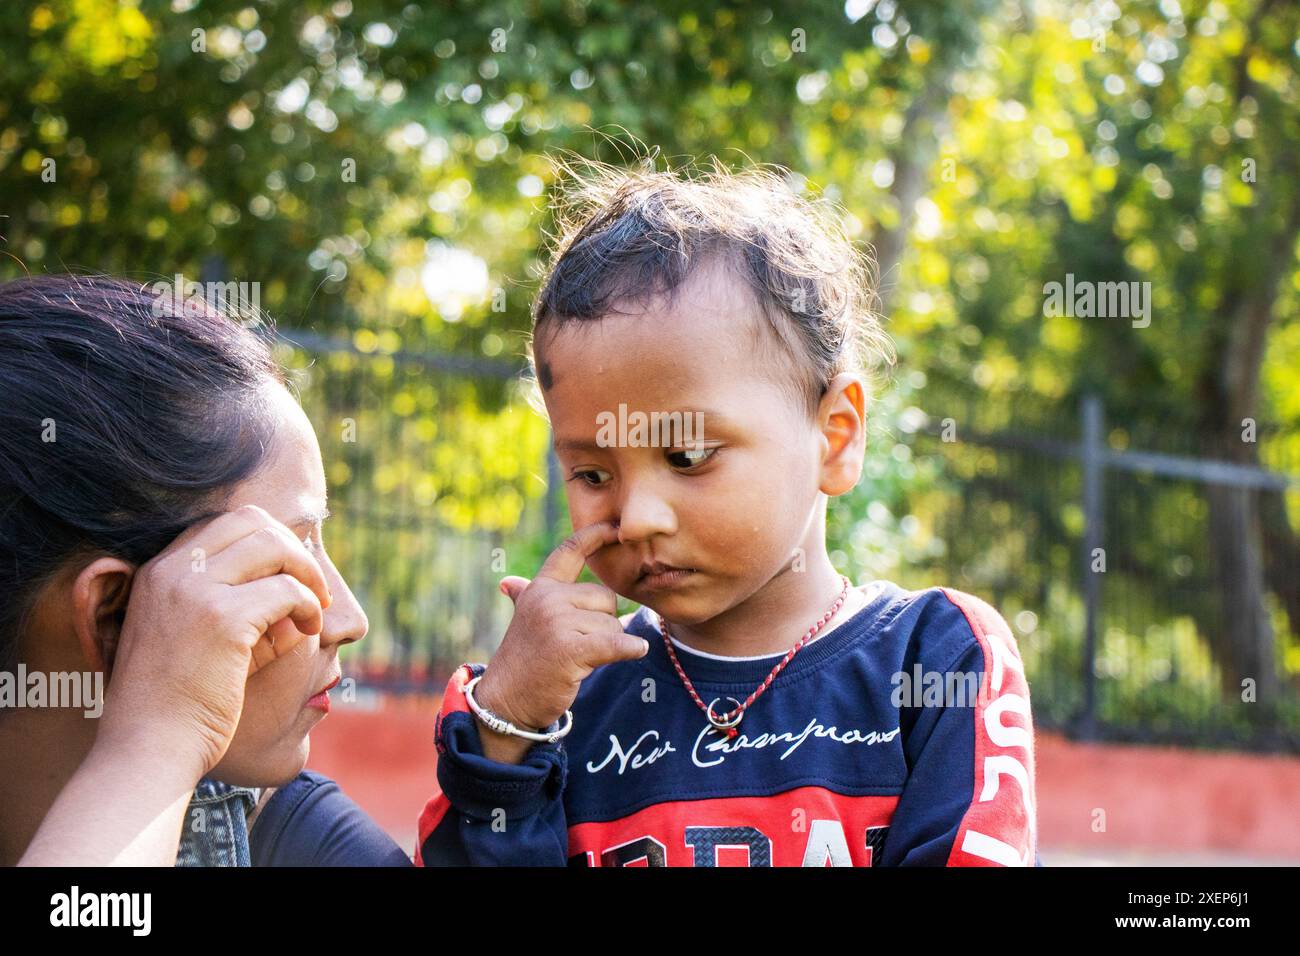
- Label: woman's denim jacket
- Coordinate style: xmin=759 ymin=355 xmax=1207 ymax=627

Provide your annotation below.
xmin=174 ymin=778 xmax=263 ymax=867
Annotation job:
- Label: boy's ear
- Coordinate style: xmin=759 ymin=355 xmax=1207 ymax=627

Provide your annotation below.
xmin=817 ymin=373 xmax=867 ymax=497
xmin=70 ymin=557 xmax=137 ymax=675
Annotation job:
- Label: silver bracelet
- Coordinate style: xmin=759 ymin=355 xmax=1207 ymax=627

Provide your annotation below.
xmin=463 ymin=675 xmax=574 ymax=743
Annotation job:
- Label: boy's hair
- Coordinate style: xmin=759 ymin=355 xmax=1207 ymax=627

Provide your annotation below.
xmin=527 ymin=155 xmax=893 ymax=418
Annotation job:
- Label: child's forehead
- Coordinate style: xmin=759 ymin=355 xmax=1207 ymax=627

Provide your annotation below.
xmin=537 ymin=334 xmax=805 ymax=441
xmin=540 ymin=324 xmax=764 ymax=412
xmin=539 ymin=260 xmax=785 ymax=381
xmin=535 ymin=254 xmax=814 ymax=429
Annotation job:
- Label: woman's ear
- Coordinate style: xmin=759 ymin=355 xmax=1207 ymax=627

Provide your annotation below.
xmin=71 ymin=557 xmax=136 ymax=674
xmin=817 ymin=373 xmax=868 ymax=497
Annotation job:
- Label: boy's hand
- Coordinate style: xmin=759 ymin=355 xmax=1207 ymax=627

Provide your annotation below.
xmin=473 ymin=521 xmax=648 ymax=764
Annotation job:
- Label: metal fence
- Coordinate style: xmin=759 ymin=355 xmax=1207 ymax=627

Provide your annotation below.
xmin=284 ymin=334 xmax=1300 ymax=752
xmin=278 ymin=330 xmax=558 ymax=694
xmin=906 ymin=396 xmax=1300 ymax=753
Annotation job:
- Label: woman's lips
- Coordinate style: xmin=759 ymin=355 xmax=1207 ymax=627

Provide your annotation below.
xmin=306 ymin=675 xmax=341 ymax=713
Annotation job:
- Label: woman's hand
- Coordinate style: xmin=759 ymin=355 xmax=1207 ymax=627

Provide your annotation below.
xmin=20 ymin=504 xmax=332 ymax=865
xmin=98 ymin=503 xmax=333 ymax=780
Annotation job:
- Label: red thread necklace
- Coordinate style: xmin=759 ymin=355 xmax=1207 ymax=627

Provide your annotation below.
xmin=656 ymin=575 xmax=852 ymax=739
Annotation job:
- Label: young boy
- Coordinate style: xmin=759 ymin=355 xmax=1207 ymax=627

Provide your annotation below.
xmin=415 ymin=160 xmax=1038 ymax=867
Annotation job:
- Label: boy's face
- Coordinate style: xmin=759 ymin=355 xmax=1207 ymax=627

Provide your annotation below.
xmin=538 ymin=257 xmax=864 ymax=625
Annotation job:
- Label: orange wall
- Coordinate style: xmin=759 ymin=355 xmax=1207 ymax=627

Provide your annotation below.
xmin=1035 ymin=730 xmax=1300 ymax=860
xmin=307 ymin=697 xmax=1300 ymax=861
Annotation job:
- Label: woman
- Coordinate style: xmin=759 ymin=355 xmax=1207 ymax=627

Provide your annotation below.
xmin=1 ymin=274 xmax=410 ymax=865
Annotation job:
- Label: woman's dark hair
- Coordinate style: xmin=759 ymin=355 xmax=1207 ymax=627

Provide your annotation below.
xmin=0 ymin=274 xmax=285 ymax=670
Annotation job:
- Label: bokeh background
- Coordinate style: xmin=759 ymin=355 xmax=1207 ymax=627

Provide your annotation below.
xmin=3 ymin=0 xmax=1298 ymax=863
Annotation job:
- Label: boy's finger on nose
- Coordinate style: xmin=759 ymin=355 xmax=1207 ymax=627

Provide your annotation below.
xmin=535 ymin=520 xmax=620 ymax=584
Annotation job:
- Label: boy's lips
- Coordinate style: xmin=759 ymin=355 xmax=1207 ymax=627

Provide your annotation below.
xmin=637 ymin=562 xmax=697 ymax=590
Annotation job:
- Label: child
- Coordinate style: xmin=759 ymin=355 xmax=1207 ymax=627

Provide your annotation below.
xmin=416 ymin=159 xmax=1038 ymax=867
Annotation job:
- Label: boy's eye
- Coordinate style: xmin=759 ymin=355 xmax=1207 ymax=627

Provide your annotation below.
xmin=666 ymin=447 xmax=717 ymax=469
xmin=569 ymin=468 xmax=612 ymax=486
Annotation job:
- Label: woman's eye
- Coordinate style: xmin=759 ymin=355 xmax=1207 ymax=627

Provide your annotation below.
xmin=667 ymin=447 xmax=717 ymax=469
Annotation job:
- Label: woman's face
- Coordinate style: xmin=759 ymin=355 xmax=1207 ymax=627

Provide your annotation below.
xmin=206 ymin=384 xmax=368 ymax=787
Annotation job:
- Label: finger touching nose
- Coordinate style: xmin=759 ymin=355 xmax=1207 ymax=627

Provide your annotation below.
xmin=616 ymin=488 xmax=677 ymax=543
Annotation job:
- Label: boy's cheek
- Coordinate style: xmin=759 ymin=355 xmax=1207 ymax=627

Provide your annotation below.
xmin=561 ymin=481 xmax=594 ymax=516
xmin=567 ymin=498 xmax=611 ymax=534
xmin=584 ymin=553 xmax=629 ymax=593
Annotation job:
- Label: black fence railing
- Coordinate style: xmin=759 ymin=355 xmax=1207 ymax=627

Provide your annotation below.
xmin=903 ymin=396 xmax=1300 ymax=753
xmin=276 ymin=331 xmax=557 ymax=691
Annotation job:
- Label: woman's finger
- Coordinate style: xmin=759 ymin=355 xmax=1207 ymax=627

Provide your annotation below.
xmin=249 ymin=616 xmax=306 ymax=673
xmin=229 ymin=573 xmax=324 ymax=646
xmin=208 ymin=522 xmax=331 ymax=608
xmin=249 ymin=628 xmax=276 ymax=672
xmin=169 ymin=504 xmax=282 ymax=561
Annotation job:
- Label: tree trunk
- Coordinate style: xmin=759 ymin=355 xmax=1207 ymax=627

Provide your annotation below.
xmin=1191 ymin=0 xmax=1299 ymax=708
xmin=1194 ymin=194 xmax=1298 ymax=706
xmin=870 ymin=72 xmax=953 ymax=314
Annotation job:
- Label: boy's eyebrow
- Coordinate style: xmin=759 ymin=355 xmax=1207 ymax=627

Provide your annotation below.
xmin=553 ymin=436 xmax=602 ymax=453
xmin=554 ymin=409 xmax=732 ymax=452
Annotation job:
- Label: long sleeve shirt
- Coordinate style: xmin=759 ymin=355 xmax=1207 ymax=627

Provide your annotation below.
xmin=416 ymin=581 xmax=1038 ymax=867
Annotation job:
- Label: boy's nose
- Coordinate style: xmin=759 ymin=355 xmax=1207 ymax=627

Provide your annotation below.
xmin=616 ymin=485 xmax=677 ymax=543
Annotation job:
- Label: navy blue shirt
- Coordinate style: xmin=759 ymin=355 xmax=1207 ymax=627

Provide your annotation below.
xmin=250 ymin=770 xmax=412 ymax=867
xmin=421 ymin=582 xmax=1041 ymax=867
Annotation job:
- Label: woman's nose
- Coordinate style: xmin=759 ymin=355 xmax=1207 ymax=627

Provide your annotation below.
xmin=319 ymin=559 xmax=368 ymax=648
